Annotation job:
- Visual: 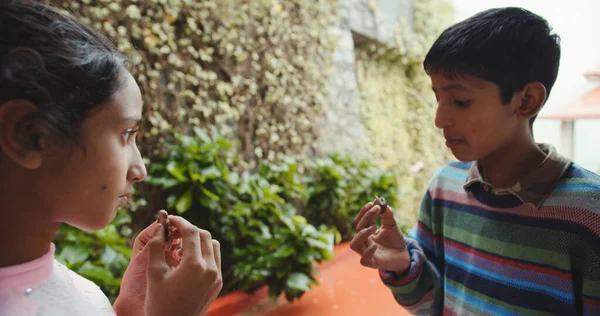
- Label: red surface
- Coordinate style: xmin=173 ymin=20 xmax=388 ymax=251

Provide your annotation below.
xmin=539 ymin=86 xmax=600 ymax=120
xmin=207 ymin=243 xmax=411 ymax=316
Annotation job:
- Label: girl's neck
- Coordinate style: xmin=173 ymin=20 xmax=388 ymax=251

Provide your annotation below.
xmin=0 ymin=169 xmax=59 ymax=267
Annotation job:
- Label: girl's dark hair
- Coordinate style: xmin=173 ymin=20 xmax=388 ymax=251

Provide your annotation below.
xmin=0 ymin=0 xmax=127 ymax=150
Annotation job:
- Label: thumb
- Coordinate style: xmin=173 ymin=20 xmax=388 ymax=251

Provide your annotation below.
xmin=380 ymin=206 xmax=398 ymax=227
xmin=146 ymin=223 xmax=168 ymax=283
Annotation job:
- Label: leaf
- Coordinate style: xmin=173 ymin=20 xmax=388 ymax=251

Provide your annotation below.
xmin=112 ymin=245 xmax=133 ymax=259
xmin=94 ymin=225 xmax=122 ymax=245
xmin=111 ymin=209 xmax=131 ymax=226
xmin=286 ymin=273 xmax=313 ymax=292
xmin=58 ymin=245 xmax=91 ymax=265
xmin=193 ymin=126 xmax=212 ymax=143
xmin=167 ymin=160 xmax=188 ymax=182
xmin=200 ymin=166 xmax=221 ymax=181
xmin=272 ymin=245 xmax=295 ymax=258
xmin=175 ymin=189 xmax=193 ymax=214
xmin=100 ymin=245 xmax=118 ymax=268
xmin=77 ymin=262 xmax=115 ymax=282
xmin=200 ymin=186 xmax=220 ymax=201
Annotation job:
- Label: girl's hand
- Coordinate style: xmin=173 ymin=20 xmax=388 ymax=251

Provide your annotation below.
xmin=144 ymin=215 xmax=222 ymax=316
xmin=113 ymin=212 xmax=222 ymax=316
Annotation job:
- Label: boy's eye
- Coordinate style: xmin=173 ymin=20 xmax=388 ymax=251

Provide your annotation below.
xmin=452 ymin=98 xmax=471 ymax=107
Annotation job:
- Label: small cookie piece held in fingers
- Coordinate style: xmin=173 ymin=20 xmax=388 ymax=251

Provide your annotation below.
xmin=373 ymin=196 xmax=388 ymax=214
xmin=157 ymin=209 xmax=174 ymax=249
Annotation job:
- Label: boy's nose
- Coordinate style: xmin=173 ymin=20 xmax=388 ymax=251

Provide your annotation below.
xmin=434 ymin=103 xmax=453 ymax=129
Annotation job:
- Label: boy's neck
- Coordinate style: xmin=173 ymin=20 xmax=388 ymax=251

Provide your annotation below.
xmin=478 ymin=138 xmax=547 ymax=189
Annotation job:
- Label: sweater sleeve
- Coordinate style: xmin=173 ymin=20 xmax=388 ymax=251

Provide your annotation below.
xmin=379 ymin=190 xmax=444 ymax=315
xmin=580 ymin=240 xmax=600 ymax=315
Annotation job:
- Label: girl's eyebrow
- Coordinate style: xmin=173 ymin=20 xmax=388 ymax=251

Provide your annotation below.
xmin=120 ymin=116 xmax=142 ymax=124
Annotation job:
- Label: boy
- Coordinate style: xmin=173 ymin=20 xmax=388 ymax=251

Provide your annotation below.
xmin=351 ymin=7 xmax=600 ymax=316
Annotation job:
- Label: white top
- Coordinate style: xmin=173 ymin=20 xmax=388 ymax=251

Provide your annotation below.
xmin=0 ymin=244 xmax=116 ymax=316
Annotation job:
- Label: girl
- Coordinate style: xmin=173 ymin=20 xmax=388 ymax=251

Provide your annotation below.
xmin=0 ymin=0 xmax=222 ymax=315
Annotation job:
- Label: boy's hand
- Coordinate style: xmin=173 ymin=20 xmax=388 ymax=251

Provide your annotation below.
xmin=350 ymin=202 xmax=410 ymax=274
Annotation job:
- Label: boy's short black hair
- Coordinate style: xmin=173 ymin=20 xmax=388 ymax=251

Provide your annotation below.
xmin=424 ymin=7 xmax=561 ymax=127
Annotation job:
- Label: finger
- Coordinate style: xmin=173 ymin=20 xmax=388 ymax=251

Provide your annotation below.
xmin=199 ymin=229 xmax=214 ymax=262
xmin=169 ymin=238 xmax=182 ymax=251
xmin=168 ymin=216 xmax=203 ymax=261
xmin=170 ymin=228 xmax=183 ymax=240
xmin=165 ymin=214 xmax=197 ymax=232
xmin=353 ymin=202 xmax=374 ymax=227
xmin=147 ymin=223 xmax=169 ymax=282
xmin=173 ymin=248 xmax=183 ymax=261
xmin=356 ymin=206 xmax=379 ymax=231
xmin=380 ymin=206 xmax=399 ymax=227
xmin=132 ymin=220 xmax=164 ymax=253
xmin=349 ymin=225 xmax=376 ymax=254
xmin=360 ymin=243 xmax=378 ymax=268
xmin=212 ymin=240 xmax=221 ymax=274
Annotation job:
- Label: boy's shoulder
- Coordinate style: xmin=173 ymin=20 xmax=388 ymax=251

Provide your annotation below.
xmin=427 ymin=161 xmax=473 ymax=191
xmin=549 ymin=163 xmax=600 ymax=211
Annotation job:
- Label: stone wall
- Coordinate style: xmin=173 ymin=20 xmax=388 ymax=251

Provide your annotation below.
xmin=314 ymin=0 xmax=414 ymax=159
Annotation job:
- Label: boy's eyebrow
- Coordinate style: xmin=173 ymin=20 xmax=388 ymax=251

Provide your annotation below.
xmin=432 ymin=84 xmax=472 ymax=92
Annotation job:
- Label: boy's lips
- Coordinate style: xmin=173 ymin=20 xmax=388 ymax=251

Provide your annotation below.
xmin=445 ymin=138 xmax=465 ymax=148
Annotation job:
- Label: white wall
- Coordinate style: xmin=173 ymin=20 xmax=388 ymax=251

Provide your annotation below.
xmin=450 ymin=0 xmax=600 ymax=173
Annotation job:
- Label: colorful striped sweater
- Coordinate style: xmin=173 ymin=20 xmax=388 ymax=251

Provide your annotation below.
xmin=380 ymin=145 xmax=600 ymax=315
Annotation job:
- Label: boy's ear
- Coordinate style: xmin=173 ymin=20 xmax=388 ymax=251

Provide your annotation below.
xmin=515 ymin=82 xmax=546 ymax=119
xmin=0 ymin=99 xmax=49 ymax=169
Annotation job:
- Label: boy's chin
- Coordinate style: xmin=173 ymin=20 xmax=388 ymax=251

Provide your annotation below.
xmin=450 ymin=150 xmax=479 ymax=163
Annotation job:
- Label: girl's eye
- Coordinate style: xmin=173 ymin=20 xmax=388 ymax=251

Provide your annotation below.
xmin=452 ymin=98 xmax=471 ymax=107
xmin=123 ymin=129 xmax=139 ymax=144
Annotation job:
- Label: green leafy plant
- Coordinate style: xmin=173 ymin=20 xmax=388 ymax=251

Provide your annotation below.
xmin=146 ymin=128 xmax=334 ymax=301
xmin=53 ymin=209 xmax=133 ymax=303
xmin=304 ymin=153 xmax=400 ymax=241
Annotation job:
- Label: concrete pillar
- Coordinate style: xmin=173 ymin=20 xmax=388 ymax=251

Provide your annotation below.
xmin=560 ymin=120 xmax=575 ymax=159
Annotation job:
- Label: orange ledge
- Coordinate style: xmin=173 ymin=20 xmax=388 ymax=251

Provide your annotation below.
xmin=206 ymin=242 xmax=411 ymax=316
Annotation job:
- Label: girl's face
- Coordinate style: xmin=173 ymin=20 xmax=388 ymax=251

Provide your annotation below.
xmin=37 ymin=71 xmax=147 ymax=231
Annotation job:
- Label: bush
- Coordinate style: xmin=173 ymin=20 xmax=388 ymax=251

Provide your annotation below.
xmin=304 ymin=153 xmax=400 ymax=241
xmin=146 ymin=128 xmax=335 ymax=301
xmin=145 ymin=127 xmax=400 ymax=300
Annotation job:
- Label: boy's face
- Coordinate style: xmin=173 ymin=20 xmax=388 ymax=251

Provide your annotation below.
xmin=431 ymin=71 xmax=520 ymax=162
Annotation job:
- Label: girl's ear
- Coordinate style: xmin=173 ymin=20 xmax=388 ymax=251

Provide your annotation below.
xmin=0 ymin=99 xmax=49 ymax=169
